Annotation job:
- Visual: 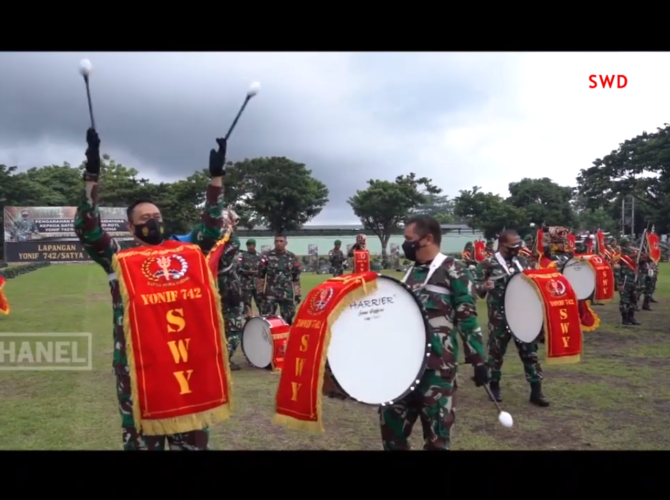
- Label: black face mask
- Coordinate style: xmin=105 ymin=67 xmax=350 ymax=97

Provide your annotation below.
xmin=505 ymin=244 xmax=521 ymax=256
xmin=402 ymin=239 xmax=425 ymax=262
xmin=133 ymin=218 xmax=165 ymax=245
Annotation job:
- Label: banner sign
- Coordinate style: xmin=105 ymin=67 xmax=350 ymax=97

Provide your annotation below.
xmin=4 ymin=206 xmax=130 ymax=263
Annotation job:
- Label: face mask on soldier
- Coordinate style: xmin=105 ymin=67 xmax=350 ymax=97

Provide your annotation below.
xmin=402 ymin=238 xmax=426 ymax=262
xmin=133 ymin=218 xmax=165 ymax=245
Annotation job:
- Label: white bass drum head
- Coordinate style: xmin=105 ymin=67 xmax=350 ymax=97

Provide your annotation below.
xmin=562 ymin=258 xmax=595 ymax=300
xmin=242 ymin=317 xmax=273 ymax=367
xmin=504 ymin=273 xmax=543 ymax=343
xmin=328 ymin=275 xmax=428 ymax=405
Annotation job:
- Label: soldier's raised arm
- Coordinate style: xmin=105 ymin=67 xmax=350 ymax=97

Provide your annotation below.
xmin=74 ymin=128 xmax=121 ymax=270
xmin=186 ymin=139 xmax=226 ymax=253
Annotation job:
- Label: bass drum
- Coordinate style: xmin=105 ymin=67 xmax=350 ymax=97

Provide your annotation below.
xmin=241 ymin=316 xmax=290 ymax=370
xmin=562 ymin=257 xmax=596 ymax=300
xmin=325 ymin=274 xmax=431 ymax=405
xmin=503 ymin=271 xmax=544 ymax=343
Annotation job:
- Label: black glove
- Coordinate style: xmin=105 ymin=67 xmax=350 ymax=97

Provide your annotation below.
xmin=473 ymin=363 xmax=490 ymax=387
xmin=295 ymin=296 xmax=301 ymax=305
xmin=84 ymin=128 xmax=101 ymax=176
xmin=208 ymin=138 xmax=227 ymax=177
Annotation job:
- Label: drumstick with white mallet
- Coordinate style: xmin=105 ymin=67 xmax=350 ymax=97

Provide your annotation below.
xmin=470 ymin=375 xmax=513 ymax=427
xmin=78 ymin=59 xmax=96 ymax=130
xmin=225 ymin=82 xmax=260 ymax=140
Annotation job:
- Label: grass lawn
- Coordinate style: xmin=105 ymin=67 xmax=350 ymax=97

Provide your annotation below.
xmin=0 ymin=263 xmax=669 ymax=450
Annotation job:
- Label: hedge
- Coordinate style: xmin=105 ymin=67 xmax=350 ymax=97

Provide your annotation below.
xmin=0 ymin=261 xmax=51 ymax=279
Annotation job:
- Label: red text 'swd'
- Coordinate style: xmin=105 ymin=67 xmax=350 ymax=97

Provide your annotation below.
xmin=589 ymin=75 xmax=627 ymax=88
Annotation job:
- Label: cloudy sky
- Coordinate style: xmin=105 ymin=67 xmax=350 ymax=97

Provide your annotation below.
xmin=1 ymin=52 xmax=668 ymax=223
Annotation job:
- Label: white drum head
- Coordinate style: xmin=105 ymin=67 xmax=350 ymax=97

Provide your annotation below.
xmin=504 ymin=273 xmax=543 ymax=343
xmin=328 ymin=275 xmax=428 ymax=405
xmin=242 ymin=317 xmax=273 ymax=367
xmin=562 ymin=258 xmax=595 ymax=300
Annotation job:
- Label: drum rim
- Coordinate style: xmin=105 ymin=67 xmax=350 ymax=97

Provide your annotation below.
xmin=502 ymin=271 xmax=542 ymax=343
xmin=326 ymin=272 xmax=432 ymax=406
xmin=241 ymin=316 xmax=274 ymax=369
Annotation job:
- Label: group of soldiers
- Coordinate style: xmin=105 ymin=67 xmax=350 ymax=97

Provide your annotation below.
xmin=459 ymin=228 xmax=662 ymax=406
xmin=326 ymin=234 xmax=369 ymax=277
xmin=217 ymin=234 xmax=302 ymax=370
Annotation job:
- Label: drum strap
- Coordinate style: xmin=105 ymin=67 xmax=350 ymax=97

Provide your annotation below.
xmin=402 ymin=252 xmax=448 ymax=287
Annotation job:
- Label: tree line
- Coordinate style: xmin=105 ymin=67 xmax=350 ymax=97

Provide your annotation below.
xmin=2 ymin=122 xmax=669 ymax=258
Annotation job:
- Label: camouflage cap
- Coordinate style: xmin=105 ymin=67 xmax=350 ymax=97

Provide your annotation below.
xmin=334 ymin=239 xmax=342 ymax=245
xmin=486 ymin=239 xmax=494 ymax=245
xmin=619 ymin=237 xmax=629 ymax=245
xmin=246 ymin=239 xmax=256 ymax=246
xmin=524 ymin=234 xmax=533 ymax=242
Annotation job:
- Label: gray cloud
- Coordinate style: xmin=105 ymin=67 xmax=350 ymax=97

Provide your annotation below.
xmin=0 ymin=52 xmax=517 ymax=223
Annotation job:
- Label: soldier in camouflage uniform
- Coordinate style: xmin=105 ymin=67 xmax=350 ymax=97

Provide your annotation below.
xmin=328 ymin=239 xmax=346 ymax=277
xmin=74 ymin=128 xmax=226 ymax=450
xmin=258 ymin=235 xmax=302 ymax=325
xmin=645 ymin=260 xmax=659 ymax=305
xmin=485 ymin=239 xmax=494 ymax=257
xmin=238 ymin=238 xmax=263 ymax=317
xmin=461 ymin=241 xmax=477 ymax=266
xmin=10 ymin=209 xmax=39 ymax=241
xmin=615 ymin=238 xmax=641 ymax=325
xmin=217 ymin=209 xmax=244 ymax=370
xmin=475 ymin=229 xmax=549 ymax=406
xmin=379 ymin=215 xmax=488 ymax=451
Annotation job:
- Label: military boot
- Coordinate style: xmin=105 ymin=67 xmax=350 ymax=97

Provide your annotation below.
xmin=621 ymin=312 xmax=632 ymax=325
xmin=529 ymin=382 xmax=549 ymax=406
xmin=642 ymin=297 xmax=652 ymax=311
xmin=489 ymin=381 xmax=502 ymax=402
xmin=230 ymin=361 xmax=241 ymax=371
xmin=650 ymin=296 xmax=658 ymax=303
xmin=628 ymin=311 xmax=641 ymax=325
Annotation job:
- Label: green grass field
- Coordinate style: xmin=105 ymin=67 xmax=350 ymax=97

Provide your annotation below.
xmin=1 ymin=264 xmax=668 ymax=450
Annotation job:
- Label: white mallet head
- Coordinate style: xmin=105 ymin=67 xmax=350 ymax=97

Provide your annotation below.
xmin=247 ymin=81 xmax=261 ymax=97
xmin=79 ymin=59 xmax=93 ymax=77
xmin=529 ymin=222 xmax=536 ymax=227
xmin=498 ymin=411 xmax=513 ymax=427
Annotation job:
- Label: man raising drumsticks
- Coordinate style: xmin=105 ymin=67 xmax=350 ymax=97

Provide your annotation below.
xmin=74 ymin=128 xmax=231 ymax=450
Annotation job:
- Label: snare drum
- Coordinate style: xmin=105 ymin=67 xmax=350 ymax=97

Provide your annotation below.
xmin=562 ymin=256 xmax=597 ymax=300
xmin=503 ymin=271 xmax=544 ymax=343
xmin=325 ymin=274 xmax=431 ymax=405
xmin=241 ymin=316 xmax=290 ymax=370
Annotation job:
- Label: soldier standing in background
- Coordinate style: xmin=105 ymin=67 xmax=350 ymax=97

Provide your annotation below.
xmin=461 ymin=241 xmax=477 ymax=266
xmin=475 ymin=230 xmax=549 ymax=407
xmin=258 ymin=235 xmax=302 ymax=325
xmin=615 ymin=237 xmax=640 ymax=325
xmin=10 ymin=210 xmax=39 ymax=241
xmin=328 ymin=239 xmax=346 ymax=277
xmin=485 ymin=239 xmax=494 ymax=257
xmin=238 ymin=238 xmax=263 ymax=318
xmin=216 ymin=209 xmax=244 ymax=371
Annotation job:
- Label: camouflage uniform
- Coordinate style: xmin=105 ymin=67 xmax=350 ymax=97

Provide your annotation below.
xmin=237 ymin=239 xmax=263 ymax=316
xmin=258 ymin=249 xmax=302 ymax=324
xmin=75 ymin=183 xmax=224 ymax=450
xmin=461 ymin=241 xmax=476 ymax=266
xmin=10 ymin=211 xmax=39 ymax=241
xmin=380 ymin=257 xmax=485 ymax=450
xmin=217 ymin=232 xmax=244 ymax=369
xmin=485 ymin=239 xmax=494 ymax=257
xmin=614 ymin=239 xmax=640 ymax=325
xmin=645 ymin=260 xmax=658 ymax=304
xmin=328 ymin=240 xmax=346 ymax=277
xmin=475 ymin=253 xmax=549 ymax=406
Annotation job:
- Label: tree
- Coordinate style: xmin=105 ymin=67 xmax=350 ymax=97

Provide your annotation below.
xmin=453 ymin=186 xmax=526 ymax=239
xmin=348 ymin=173 xmax=440 ymax=262
xmin=233 ymin=157 xmax=328 ymax=233
xmin=413 ymin=193 xmax=457 ymax=224
xmin=506 ymin=177 xmax=577 ymax=228
xmin=577 ymin=123 xmax=670 ymax=233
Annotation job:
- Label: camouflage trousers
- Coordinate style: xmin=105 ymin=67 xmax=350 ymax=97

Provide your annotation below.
xmin=260 ymin=298 xmax=296 ymax=325
xmin=224 ymin=302 xmax=245 ymax=358
xmin=116 ymin=371 xmax=209 ymax=450
xmin=331 ymin=265 xmax=344 ymax=277
xmin=379 ymin=368 xmax=457 ymax=450
xmin=487 ymin=322 xmax=542 ymax=384
xmin=643 ymin=274 xmax=657 ymax=299
xmin=618 ymin=284 xmax=637 ymax=313
xmin=243 ymin=286 xmax=262 ymax=316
